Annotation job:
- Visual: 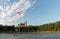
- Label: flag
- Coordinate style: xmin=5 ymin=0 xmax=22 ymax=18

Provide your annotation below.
xmin=17 ymin=11 xmax=22 ymax=15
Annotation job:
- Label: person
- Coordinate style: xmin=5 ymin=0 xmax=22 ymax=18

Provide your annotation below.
xmin=14 ymin=32 xmax=15 ymax=36
xmin=14 ymin=30 xmax=18 ymax=36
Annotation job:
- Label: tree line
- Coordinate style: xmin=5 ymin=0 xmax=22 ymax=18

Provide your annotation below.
xmin=0 ymin=21 xmax=60 ymax=32
xmin=0 ymin=25 xmax=15 ymax=32
xmin=38 ymin=21 xmax=60 ymax=31
xmin=18 ymin=21 xmax=60 ymax=32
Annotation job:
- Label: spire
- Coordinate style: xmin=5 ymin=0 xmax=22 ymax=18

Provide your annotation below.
xmin=24 ymin=21 xmax=27 ymax=26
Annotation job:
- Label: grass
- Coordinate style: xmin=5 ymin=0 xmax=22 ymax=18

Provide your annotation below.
xmin=0 ymin=31 xmax=60 ymax=34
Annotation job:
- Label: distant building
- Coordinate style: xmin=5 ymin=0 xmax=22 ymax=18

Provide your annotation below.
xmin=18 ymin=21 xmax=27 ymax=27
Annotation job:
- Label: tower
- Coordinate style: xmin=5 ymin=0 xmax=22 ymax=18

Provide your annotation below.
xmin=24 ymin=21 xmax=27 ymax=27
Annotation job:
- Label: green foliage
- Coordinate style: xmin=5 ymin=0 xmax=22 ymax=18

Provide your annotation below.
xmin=38 ymin=21 xmax=60 ymax=31
xmin=0 ymin=25 xmax=15 ymax=32
xmin=0 ymin=21 xmax=60 ymax=33
xmin=19 ymin=26 xmax=38 ymax=32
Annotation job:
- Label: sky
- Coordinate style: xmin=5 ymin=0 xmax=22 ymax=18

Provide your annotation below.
xmin=0 ymin=0 xmax=60 ymax=26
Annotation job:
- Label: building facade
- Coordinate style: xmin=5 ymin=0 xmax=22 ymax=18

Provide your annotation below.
xmin=18 ymin=21 xmax=27 ymax=27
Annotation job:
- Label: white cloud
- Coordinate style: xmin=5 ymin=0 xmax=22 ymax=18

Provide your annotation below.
xmin=0 ymin=0 xmax=36 ymax=25
xmin=8 ymin=0 xmax=10 ymax=2
xmin=0 ymin=6 xmax=3 ymax=11
xmin=5 ymin=0 xmax=10 ymax=2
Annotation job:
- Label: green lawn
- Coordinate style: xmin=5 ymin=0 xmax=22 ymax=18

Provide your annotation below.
xmin=0 ymin=31 xmax=60 ymax=34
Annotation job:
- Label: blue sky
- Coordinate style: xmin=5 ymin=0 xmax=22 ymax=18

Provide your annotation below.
xmin=0 ymin=0 xmax=60 ymax=25
xmin=23 ymin=0 xmax=60 ymax=25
